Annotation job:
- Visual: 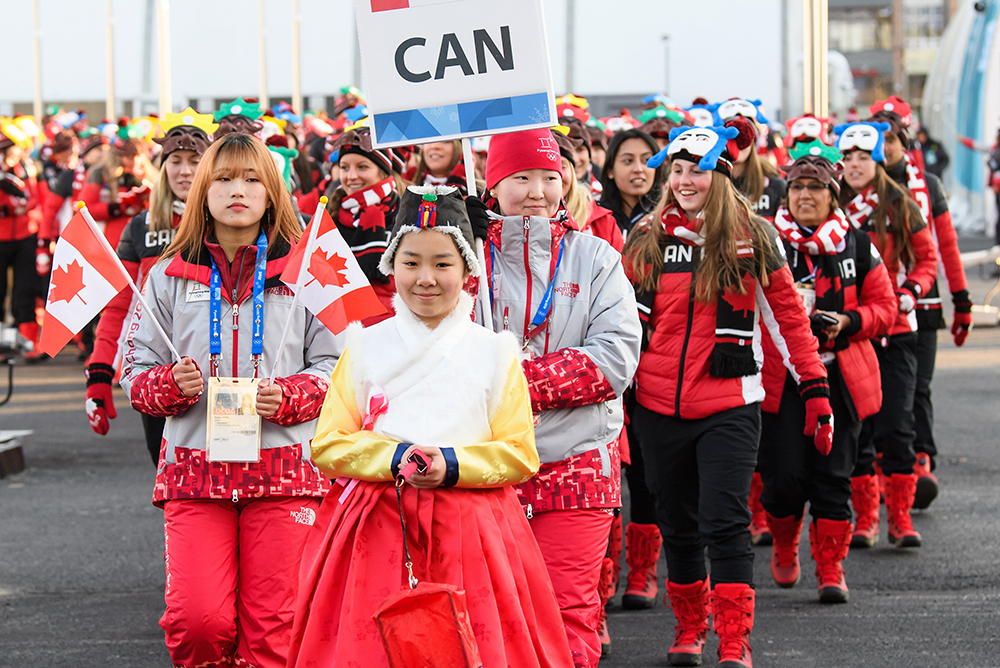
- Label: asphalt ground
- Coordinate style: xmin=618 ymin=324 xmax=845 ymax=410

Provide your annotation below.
xmin=1 ymin=274 xmax=998 ymax=667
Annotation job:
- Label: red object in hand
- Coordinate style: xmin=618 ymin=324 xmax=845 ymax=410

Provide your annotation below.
xmin=86 ymin=382 xmax=117 ymax=435
xmin=952 ymin=311 xmax=973 ymax=346
xmin=804 ymin=396 xmax=834 ymax=456
xmin=397 ymin=449 xmax=429 ymax=481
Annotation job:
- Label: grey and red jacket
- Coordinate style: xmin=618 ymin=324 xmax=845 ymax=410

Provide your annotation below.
xmin=630 ymin=220 xmax=827 ymax=421
xmin=761 ymin=222 xmax=898 ymax=421
xmin=480 ymin=211 xmax=642 ymax=514
xmin=120 ymin=233 xmax=337 ymax=505
xmin=0 ymin=161 xmax=39 ymax=242
xmin=885 ymin=159 xmax=969 ymax=330
xmin=88 ymin=212 xmax=179 ymax=371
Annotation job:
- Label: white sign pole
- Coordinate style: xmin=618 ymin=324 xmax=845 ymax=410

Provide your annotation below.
xmin=462 ymin=138 xmax=492 ymax=330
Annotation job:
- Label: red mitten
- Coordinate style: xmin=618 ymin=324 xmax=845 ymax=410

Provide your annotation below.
xmin=951 ymin=290 xmax=973 ymax=347
xmin=799 ymin=378 xmax=834 ymax=456
xmin=85 ymin=363 xmax=118 ymax=435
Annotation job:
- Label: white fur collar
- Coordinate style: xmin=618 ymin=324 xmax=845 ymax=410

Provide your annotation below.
xmin=391 ymin=290 xmax=474 ymax=340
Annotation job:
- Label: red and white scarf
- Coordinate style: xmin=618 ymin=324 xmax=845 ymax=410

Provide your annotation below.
xmin=903 ymin=154 xmax=932 ymax=222
xmin=340 ymin=177 xmax=396 ymax=222
xmin=844 ymin=185 xmax=879 ymax=230
xmin=773 ymin=207 xmax=850 ymax=255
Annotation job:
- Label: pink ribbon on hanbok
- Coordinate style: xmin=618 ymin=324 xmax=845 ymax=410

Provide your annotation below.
xmin=361 ymin=393 xmax=388 ymax=432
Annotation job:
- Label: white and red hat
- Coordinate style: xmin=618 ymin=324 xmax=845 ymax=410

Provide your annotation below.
xmin=485 ymin=129 xmax=564 ymax=190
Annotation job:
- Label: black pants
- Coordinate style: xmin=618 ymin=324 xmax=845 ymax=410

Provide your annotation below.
xmin=912 ymin=328 xmax=938 ymax=465
xmin=0 ymin=236 xmax=40 ymax=325
xmin=854 ymin=332 xmax=918 ymax=477
xmin=141 ymin=414 xmax=165 ymax=466
xmin=624 ymin=392 xmax=657 ymax=525
xmin=759 ymin=364 xmax=859 ymax=522
xmin=633 ymin=402 xmax=759 ymax=586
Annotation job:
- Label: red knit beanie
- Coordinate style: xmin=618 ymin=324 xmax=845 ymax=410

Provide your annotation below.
xmin=485 ymin=129 xmax=564 ymax=190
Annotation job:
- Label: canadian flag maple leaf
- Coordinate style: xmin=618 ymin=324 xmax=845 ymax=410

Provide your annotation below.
xmin=49 ymin=259 xmax=88 ymax=305
xmin=721 ymin=289 xmax=755 ymax=319
xmin=305 ymin=247 xmax=349 ymax=289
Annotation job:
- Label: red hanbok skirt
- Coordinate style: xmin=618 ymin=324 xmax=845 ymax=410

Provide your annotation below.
xmin=286 ymin=480 xmax=574 ymax=668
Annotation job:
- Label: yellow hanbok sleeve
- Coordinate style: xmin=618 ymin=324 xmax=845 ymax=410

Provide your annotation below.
xmin=310 ymin=347 xmax=403 ymax=482
xmin=446 ymin=355 xmax=540 ymax=489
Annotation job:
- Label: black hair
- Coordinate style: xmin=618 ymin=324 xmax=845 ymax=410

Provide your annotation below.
xmin=599 ymin=129 xmax=664 ymax=220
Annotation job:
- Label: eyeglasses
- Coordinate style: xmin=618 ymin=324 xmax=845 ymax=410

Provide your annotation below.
xmin=788 ymin=183 xmax=828 ymax=192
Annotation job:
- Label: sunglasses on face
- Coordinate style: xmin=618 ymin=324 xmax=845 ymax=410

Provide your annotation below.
xmin=788 ymin=183 xmax=828 ymax=192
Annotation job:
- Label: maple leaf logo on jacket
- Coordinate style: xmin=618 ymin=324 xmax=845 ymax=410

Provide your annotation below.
xmin=305 ymin=248 xmax=349 ymax=289
xmin=721 ymin=289 xmax=755 ymax=319
xmin=49 ymin=259 xmax=88 ymax=305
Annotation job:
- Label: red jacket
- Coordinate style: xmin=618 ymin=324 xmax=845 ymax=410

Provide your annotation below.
xmin=78 ymin=168 xmax=149 ymax=250
xmin=586 ymin=201 xmax=624 ymax=252
xmin=634 ymin=225 xmax=827 ymax=420
xmin=0 ymin=162 xmax=39 ymax=242
xmin=761 ymin=227 xmax=898 ymax=421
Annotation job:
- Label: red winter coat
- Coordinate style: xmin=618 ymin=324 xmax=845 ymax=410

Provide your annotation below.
xmin=634 ymin=224 xmax=827 ymax=421
xmin=0 ymin=162 xmax=39 ymax=242
xmin=78 ymin=168 xmax=149 ymax=250
xmin=761 ymin=227 xmax=898 ymax=421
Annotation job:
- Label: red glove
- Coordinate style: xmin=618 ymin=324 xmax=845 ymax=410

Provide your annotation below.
xmin=951 ymin=290 xmax=973 ymax=347
xmin=36 ymin=238 xmax=53 ymax=276
xmin=800 ymin=378 xmax=834 ymax=456
xmin=85 ymin=363 xmax=117 ymax=435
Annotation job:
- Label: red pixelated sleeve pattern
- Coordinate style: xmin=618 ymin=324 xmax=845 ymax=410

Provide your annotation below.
xmin=521 ymin=349 xmax=616 ymax=413
xmin=79 ymin=176 xmax=111 ymax=220
xmin=900 ymin=225 xmax=939 ymax=302
xmin=129 ymin=361 xmax=201 ymax=417
xmin=930 ymin=209 xmax=968 ymax=293
xmin=757 ymin=265 xmax=827 ymax=386
xmin=266 ymin=374 xmax=331 ymax=426
xmin=850 ymin=253 xmax=897 ymax=340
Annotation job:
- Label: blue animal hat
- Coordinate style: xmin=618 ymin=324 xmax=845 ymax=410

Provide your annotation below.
xmin=834 ymin=121 xmax=891 ymax=163
xmin=648 ymin=125 xmax=741 ymax=177
xmin=711 ymin=98 xmax=770 ymax=126
xmin=685 ymin=105 xmax=715 ymax=127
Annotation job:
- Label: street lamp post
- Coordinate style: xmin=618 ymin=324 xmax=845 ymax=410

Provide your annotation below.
xmin=32 ymin=0 xmax=42 ymax=121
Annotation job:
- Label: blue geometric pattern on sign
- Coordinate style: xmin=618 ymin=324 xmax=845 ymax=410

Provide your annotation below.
xmin=374 ymin=92 xmax=551 ymax=142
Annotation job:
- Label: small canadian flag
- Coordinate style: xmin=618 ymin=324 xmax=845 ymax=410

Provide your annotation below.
xmin=280 ymin=208 xmax=386 ymax=335
xmin=38 ymin=209 xmax=129 ymax=357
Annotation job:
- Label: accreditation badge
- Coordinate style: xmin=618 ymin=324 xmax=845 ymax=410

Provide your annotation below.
xmin=206 ymin=377 xmax=261 ymax=462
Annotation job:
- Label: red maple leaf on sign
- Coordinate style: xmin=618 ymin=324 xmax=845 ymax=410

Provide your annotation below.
xmin=721 ymin=289 xmax=755 ymax=319
xmin=49 ymin=259 xmax=88 ymax=305
xmin=304 ymin=248 xmax=349 ymax=288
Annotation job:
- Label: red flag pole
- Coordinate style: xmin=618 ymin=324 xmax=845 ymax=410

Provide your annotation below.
xmin=76 ymin=202 xmax=181 ymax=363
xmin=462 ymin=138 xmax=493 ymax=330
xmin=267 ymin=196 xmax=327 ymax=384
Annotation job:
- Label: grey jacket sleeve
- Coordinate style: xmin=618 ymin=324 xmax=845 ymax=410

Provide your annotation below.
xmin=119 ymin=265 xmax=176 ymax=400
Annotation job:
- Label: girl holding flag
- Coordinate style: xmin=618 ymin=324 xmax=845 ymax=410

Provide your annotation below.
xmin=120 ymin=132 xmax=336 ymax=668
xmin=85 ymin=109 xmax=215 ymax=463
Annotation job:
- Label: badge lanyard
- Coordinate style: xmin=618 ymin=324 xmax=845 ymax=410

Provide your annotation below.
xmin=490 ymin=237 xmax=565 ymax=350
xmin=209 ymin=230 xmax=268 ymax=377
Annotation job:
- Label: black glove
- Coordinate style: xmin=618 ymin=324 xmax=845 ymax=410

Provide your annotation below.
xmin=464 ymin=196 xmax=490 ymax=242
xmin=809 ymin=314 xmax=831 ymax=345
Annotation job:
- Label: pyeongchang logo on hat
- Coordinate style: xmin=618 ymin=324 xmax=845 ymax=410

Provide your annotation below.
xmin=537 ymin=136 xmax=560 ymax=162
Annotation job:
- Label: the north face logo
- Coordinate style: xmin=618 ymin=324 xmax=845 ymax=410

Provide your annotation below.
xmin=554 ymin=282 xmax=580 ymax=298
xmin=290 ymin=507 xmax=316 ymax=526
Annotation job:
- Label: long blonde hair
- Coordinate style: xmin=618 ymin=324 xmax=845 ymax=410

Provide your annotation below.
xmin=624 ymin=168 xmax=777 ymax=301
xmin=148 ymin=161 xmax=178 ymax=233
xmin=163 ymin=133 xmax=301 ymax=266
xmin=838 ymin=163 xmax=917 ymax=268
xmin=735 ymin=147 xmax=779 ymax=209
xmin=564 ymin=172 xmax=593 ymax=230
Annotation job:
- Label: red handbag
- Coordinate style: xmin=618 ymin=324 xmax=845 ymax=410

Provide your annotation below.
xmin=371 ymin=452 xmax=484 ymax=668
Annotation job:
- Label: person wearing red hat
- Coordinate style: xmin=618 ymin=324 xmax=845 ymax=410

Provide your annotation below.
xmin=835 ymin=121 xmax=939 ymax=550
xmin=759 ymin=141 xmax=896 ymax=605
xmin=623 ymin=125 xmax=830 ymax=668
xmin=869 ymin=97 xmax=971 ymax=510
xmin=84 ymin=109 xmax=217 ymax=462
xmin=477 ymin=128 xmax=642 ymax=668
xmin=0 ymin=121 xmax=43 ymax=360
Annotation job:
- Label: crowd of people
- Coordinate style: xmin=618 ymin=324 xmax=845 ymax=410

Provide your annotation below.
xmin=0 ymin=88 xmax=980 ymax=668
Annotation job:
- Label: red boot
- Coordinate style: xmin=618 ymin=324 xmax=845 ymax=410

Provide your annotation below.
xmin=875 ymin=453 xmax=887 ymax=502
xmin=709 ymin=583 xmax=754 ymax=668
xmin=606 ymin=512 xmax=623 ymax=606
xmin=748 ymin=472 xmax=771 ymax=546
xmin=912 ymin=452 xmax=939 ymax=510
xmin=664 ymin=579 xmax=709 ymax=667
xmin=622 ymin=522 xmax=661 ymax=609
xmin=766 ymin=513 xmax=803 ymax=588
xmin=598 ymin=556 xmax=614 ymax=657
xmin=809 ymin=518 xmax=852 ymax=604
xmin=850 ymin=475 xmax=880 ymax=548
xmin=18 ymin=322 xmax=47 ymax=363
xmin=885 ymin=473 xmax=922 ymax=547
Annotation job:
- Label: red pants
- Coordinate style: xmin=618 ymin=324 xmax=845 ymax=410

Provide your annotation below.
xmin=531 ymin=508 xmax=613 ymax=668
xmin=161 ymin=497 xmax=321 ymax=668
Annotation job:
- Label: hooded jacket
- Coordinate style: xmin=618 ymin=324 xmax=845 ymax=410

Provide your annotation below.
xmin=120 ymin=234 xmax=337 ymax=505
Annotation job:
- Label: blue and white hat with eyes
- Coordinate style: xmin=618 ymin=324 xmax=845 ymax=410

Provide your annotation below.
xmin=647 ymin=125 xmax=741 ymax=177
xmin=711 ymin=98 xmax=770 ymax=126
xmin=833 ymin=121 xmax=891 ymax=163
